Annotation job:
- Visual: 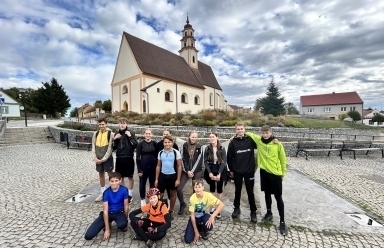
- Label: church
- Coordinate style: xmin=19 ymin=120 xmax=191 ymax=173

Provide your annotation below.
xmin=110 ymin=17 xmax=225 ymax=114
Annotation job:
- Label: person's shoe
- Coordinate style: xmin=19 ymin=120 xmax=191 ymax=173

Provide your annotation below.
xmin=140 ymin=199 xmax=147 ymax=206
xmin=231 ymin=208 xmax=241 ymax=218
xmin=95 ymin=194 xmax=103 ymax=202
xmin=262 ymin=213 xmax=273 ymax=222
xmin=132 ymin=234 xmax=143 ymax=240
xmin=216 ymin=212 xmax=222 ymax=219
xmin=279 ymin=221 xmax=288 ymax=236
xmin=146 ymin=240 xmax=155 ymax=248
xmin=128 ymin=196 xmax=133 ymax=204
xmin=169 ymin=211 xmax=174 ymax=221
xmin=201 ymin=231 xmax=209 ymax=240
xmin=250 ymin=211 xmax=257 ymax=223
xmin=178 ymin=202 xmax=187 ymax=215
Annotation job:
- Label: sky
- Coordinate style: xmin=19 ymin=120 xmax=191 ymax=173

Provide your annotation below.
xmin=1 ymin=0 xmax=384 ymax=112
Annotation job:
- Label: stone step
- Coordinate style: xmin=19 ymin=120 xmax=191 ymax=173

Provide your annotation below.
xmin=2 ymin=127 xmax=54 ymax=146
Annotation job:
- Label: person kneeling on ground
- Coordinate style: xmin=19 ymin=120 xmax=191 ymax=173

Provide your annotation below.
xmin=84 ymin=172 xmax=129 ymax=241
xmin=184 ymin=179 xmax=224 ymax=244
xmin=129 ymin=188 xmax=171 ymax=248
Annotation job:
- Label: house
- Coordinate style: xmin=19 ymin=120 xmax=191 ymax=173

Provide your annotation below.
xmin=227 ymin=104 xmax=252 ymax=114
xmin=0 ymin=90 xmax=20 ymax=119
xmin=77 ymin=103 xmax=105 ymax=118
xmin=362 ymin=109 xmax=384 ymax=126
xmin=110 ymin=17 xmax=225 ymax=114
xmin=300 ymin=91 xmax=364 ymax=120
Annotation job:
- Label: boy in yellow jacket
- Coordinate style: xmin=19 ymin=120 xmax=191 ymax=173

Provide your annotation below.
xmin=246 ymin=125 xmax=288 ymax=236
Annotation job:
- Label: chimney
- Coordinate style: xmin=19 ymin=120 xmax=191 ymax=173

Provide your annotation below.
xmin=332 ymin=92 xmax=335 ymax=94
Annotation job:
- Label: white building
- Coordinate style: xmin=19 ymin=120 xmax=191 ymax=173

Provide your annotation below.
xmin=0 ymin=90 xmax=20 ymax=119
xmin=362 ymin=109 xmax=384 ymax=126
xmin=110 ymin=17 xmax=225 ymax=114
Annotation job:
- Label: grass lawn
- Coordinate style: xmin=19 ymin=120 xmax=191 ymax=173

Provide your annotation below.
xmin=287 ymin=117 xmax=378 ymax=130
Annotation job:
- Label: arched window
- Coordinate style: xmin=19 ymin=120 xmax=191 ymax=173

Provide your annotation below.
xmin=184 ymin=42 xmax=186 ymax=47
xmin=143 ymin=100 xmax=146 ymax=113
xmin=192 ymin=56 xmax=195 ymax=63
xmin=191 ymin=42 xmax=193 ymax=47
xmin=165 ymin=91 xmax=173 ymax=101
xmin=209 ymin=93 xmax=213 ymax=106
xmin=185 ymin=31 xmax=187 ymax=36
xmin=122 ymin=85 xmax=128 ymax=94
xmin=194 ymin=96 xmax=200 ymax=105
xmin=123 ymin=101 xmax=128 ymax=111
xmin=181 ymin=94 xmax=188 ymax=103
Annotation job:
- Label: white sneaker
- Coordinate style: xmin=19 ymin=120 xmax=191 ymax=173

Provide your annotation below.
xmin=210 ymin=207 xmax=216 ymax=214
xmin=141 ymin=199 xmax=146 ymax=206
xmin=95 ymin=194 xmax=103 ymax=202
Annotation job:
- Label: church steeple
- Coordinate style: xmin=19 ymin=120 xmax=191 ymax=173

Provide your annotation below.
xmin=179 ymin=15 xmax=198 ymax=69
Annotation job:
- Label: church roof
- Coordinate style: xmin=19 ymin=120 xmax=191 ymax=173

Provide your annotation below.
xmin=123 ymin=32 xmax=222 ymax=90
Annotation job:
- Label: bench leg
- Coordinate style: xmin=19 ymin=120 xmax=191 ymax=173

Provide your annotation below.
xmin=327 ymin=151 xmax=331 ymax=157
xmin=295 ymin=150 xmax=299 ymax=157
xmin=353 ymin=151 xmax=356 ymax=160
xmin=67 ymin=141 xmax=70 ymax=149
xmin=340 ymin=151 xmax=343 ymax=160
xmin=382 ymin=149 xmax=383 ymax=158
xmin=366 ymin=150 xmax=370 ymax=155
xmin=305 ymin=152 xmax=308 ymax=160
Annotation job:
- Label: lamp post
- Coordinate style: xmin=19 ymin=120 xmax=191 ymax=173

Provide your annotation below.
xmin=18 ymin=88 xmax=28 ymax=127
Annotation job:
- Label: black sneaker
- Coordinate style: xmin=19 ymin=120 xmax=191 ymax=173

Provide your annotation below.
xmin=201 ymin=231 xmax=209 ymax=240
xmin=216 ymin=212 xmax=222 ymax=219
xmin=146 ymin=240 xmax=155 ymax=248
xmin=262 ymin=213 xmax=273 ymax=222
xmin=250 ymin=211 xmax=257 ymax=223
xmin=169 ymin=211 xmax=174 ymax=221
xmin=128 ymin=196 xmax=133 ymax=205
xmin=279 ymin=222 xmax=288 ymax=236
xmin=178 ymin=202 xmax=186 ymax=215
xmin=231 ymin=208 xmax=241 ymax=218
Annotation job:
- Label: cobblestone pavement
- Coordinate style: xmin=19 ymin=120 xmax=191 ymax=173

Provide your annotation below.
xmin=1 ymin=143 xmax=384 ymax=247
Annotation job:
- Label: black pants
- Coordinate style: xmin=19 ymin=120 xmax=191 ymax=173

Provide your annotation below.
xmin=139 ymin=157 xmax=157 ymax=199
xmin=233 ymin=172 xmax=257 ymax=212
xmin=130 ymin=217 xmax=166 ymax=242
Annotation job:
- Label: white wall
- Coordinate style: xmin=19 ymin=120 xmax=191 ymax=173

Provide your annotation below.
xmin=131 ymin=78 xmax=141 ymax=113
xmin=300 ymin=103 xmax=363 ymax=120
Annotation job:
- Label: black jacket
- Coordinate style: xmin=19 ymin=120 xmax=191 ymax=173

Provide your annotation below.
xmin=113 ymin=128 xmax=138 ymax=158
xmin=182 ymin=142 xmax=203 ymax=173
xmin=227 ymin=135 xmax=256 ymax=174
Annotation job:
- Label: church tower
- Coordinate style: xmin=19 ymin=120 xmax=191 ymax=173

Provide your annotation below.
xmin=179 ymin=15 xmax=198 ymax=69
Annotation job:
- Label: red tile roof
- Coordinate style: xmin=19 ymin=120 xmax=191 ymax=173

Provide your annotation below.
xmin=301 ymin=92 xmax=363 ymax=107
xmin=124 ymin=32 xmax=221 ymax=90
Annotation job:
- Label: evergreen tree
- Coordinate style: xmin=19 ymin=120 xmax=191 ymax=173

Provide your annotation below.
xmin=259 ymin=78 xmax=285 ymax=116
xmin=94 ymin=100 xmax=103 ymax=109
xmin=102 ymin=99 xmax=112 ymax=112
xmin=284 ymin=102 xmax=299 ymax=114
xmin=70 ymin=107 xmax=79 ymax=117
xmin=33 ymin=78 xmax=71 ymax=117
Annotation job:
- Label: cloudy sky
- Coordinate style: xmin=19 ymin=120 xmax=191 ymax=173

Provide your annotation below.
xmin=1 ymin=0 xmax=384 ymax=112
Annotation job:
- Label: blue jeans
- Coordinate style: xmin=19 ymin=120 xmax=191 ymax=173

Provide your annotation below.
xmin=84 ymin=211 xmax=127 ymax=240
xmin=184 ymin=213 xmax=213 ymax=244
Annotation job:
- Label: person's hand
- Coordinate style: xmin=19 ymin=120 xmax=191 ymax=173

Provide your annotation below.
xmin=137 ymin=219 xmax=144 ymax=227
xmin=216 ymin=174 xmax=221 ymax=181
xmin=205 ymin=215 xmax=215 ymax=229
xmin=187 ymin=171 xmax=193 ymax=178
xmin=273 ymin=138 xmax=279 ymax=144
xmin=103 ymin=229 xmax=110 ymax=241
xmin=193 ymin=232 xmax=200 ymax=244
xmin=125 ymin=131 xmax=131 ymax=137
xmin=138 ymin=172 xmax=143 ymax=177
xmin=93 ymin=158 xmax=98 ymax=163
xmin=229 ymin=172 xmax=234 ymax=178
xmin=114 ymin=133 xmax=121 ymax=140
xmin=175 ymin=179 xmax=180 ymax=187
xmin=154 ymin=180 xmax=158 ymax=187
xmin=147 ymin=227 xmax=154 ymax=233
xmin=209 ymin=173 xmax=214 ymax=179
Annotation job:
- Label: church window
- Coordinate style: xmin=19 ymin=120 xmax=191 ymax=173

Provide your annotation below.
xmin=194 ymin=96 xmax=200 ymax=105
xmin=122 ymin=85 xmax=128 ymax=94
xmin=193 ymin=56 xmax=195 ymax=63
xmin=191 ymin=42 xmax=193 ymax=47
xmin=209 ymin=93 xmax=213 ymax=106
xmin=143 ymin=100 xmax=146 ymax=113
xmin=165 ymin=91 xmax=173 ymax=102
xmin=185 ymin=31 xmax=187 ymax=36
xmin=181 ymin=93 xmax=188 ymax=103
xmin=184 ymin=42 xmax=186 ymax=47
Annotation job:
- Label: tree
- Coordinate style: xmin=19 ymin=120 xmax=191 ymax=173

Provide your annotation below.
xmin=33 ymin=78 xmax=71 ymax=117
xmin=347 ymin=110 xmax=362 ymax=122
xmin=372 ymin=113 xmax=384 ymax=123
xmin=284 ymin=102 xmax=299 ymax=115
xmin=70 ymin=107 xmax=79 ymax=117
xmin=0 ymin=87 xmax=38 ymax=113
xmin=253 ymin=98 xmax=262 ymax=111
xmin=258 ymin=78 xmax=285 ymax=116
xmin=94 ymin=100 xmax=103 ymax=109
xmin=102 ymin=99 xmax=112 ymax=112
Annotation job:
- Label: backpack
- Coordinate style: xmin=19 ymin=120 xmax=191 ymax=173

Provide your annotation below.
xmin=95 ymin=130 xmax=112 ymax=142
xmin=159 ymin=149 xmax=177 ymax=172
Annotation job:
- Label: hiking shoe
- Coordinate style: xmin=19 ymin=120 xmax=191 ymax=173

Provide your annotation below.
xmin=146 ymin=240 xmax=155 ymax=247
xmin=169 ymin=211 xmax=174 ymax=221
xmin=279 ymin=221 xmax=288 ymax=236
xmin=250 ymin=211 xmax=257 ymax=223
xmin=128 ymin=196 xmax=133 ymax=204
xmin=201 ymin=231 xmax=209 ymax=240
xmin=231 ymin=208 xmax=241 ymax=218
xmin=216 ymin=213 xmax=222 ymax=219
xmin=178 ymin=202 xmax=187 ymax=215
xmin=262 ymin=213 xmax=273 ymax=222
xmin=140 ymin=199 xmax=146 ymax=206
xmin=95 ymin=194 xmax=103 ymax=202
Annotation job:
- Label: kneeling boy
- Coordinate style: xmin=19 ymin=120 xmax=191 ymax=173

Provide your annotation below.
xmin=84 ymin=172 xmax=129 ymax=241
xmin=184 ymin=179 xmax=224 ymax=244
xmin=129 ymin=188 xmax=171 ymax=248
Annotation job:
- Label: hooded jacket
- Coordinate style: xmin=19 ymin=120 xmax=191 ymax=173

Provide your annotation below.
xmin=92 ymin=127 xmax=114 ymax=162
xmin=113 ymin=128 xmax=138 ymax=158
xmin=227 ymin=135 xmax=257 ymax=174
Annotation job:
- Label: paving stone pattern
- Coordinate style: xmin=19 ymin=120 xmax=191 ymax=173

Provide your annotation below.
xmin=1 ymin=143 xmax=384 ymax=247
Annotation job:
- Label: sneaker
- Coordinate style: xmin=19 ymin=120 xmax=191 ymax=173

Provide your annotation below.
xmin=262 ymin=213 xmax=273 ymax=222
xmin=128 ymin=196 xmax=133 ymax=204
xmin=201 ymin=231 xmax=209 ymax=240
xmin=132 ymin=234 xmax=143 ymax=240
xmin=279 ymin=221 xmax=288 ymax=236
xmin=95 ymin=194 xmax=103 ymax=202
xmin=169 ymin=211 xmax=174 ymax=221
xmin=210 ymin=207 xmax=215 ymax=214
xmin=178 ymin=202 xmax=186 ymax=215
xmin=231 ymin=208 xmax=241 ymax=218
xmin=216 ymin=213 xmax=222 ymax=219
xmin=250 ymin=211 xmax=257 ymax=223
xmin=146 ymin=240 xmax=155 ymax=248
xmin=141 ymin=199 xmax=147 ymax=206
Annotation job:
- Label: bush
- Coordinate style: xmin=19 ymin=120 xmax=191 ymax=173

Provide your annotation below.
xmin=205 ymin=120 xmax=215 ymax=126
xmin=191 ymin=118 xmax=205 ymax=126
xmin=338 ymin=113 xmax=349 ymax=121
xmin=175 ymin=112 xmax=184 ymax=121
xmin=219 ymin=120 xmax=237 ymax=126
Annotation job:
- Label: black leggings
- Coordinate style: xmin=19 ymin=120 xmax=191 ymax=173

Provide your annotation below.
xmin=264 ymin=192 xmax=284 ymax=222
xmin=139 ymin=157 xmax=157 ymax=199
xmin=130 ymin=218 xmax=166 ymax=242
xmin=204 ymin=170 xmax=224 ymax=194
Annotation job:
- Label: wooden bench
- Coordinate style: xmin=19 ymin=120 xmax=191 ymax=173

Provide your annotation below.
xmin=340 ymin=141 xmax=384 ymax=159
xmin=67 ymin=135 xmax=92 ymax=151
xmin=295 ymin=141 xmax=341 ymax=160
xmin=46 ymin=135 xmax=54 ymax=141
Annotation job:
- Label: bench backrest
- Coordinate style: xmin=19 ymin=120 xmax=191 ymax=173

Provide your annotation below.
xmin=75 ymin=135 xmax=92 ymax=143
xmin=342 ymin=140 xmax=372 ymax=149
xmin=298 ymin=141 xmax=333 ymax=149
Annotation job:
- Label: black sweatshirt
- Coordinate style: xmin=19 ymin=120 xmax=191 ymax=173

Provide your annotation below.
xmin=227 ymin=135 xmax=257 ymax=174
xmin=136 ymin=140 xmax=157 ymax=172
xmin=129 ymin=206 xmax=171 ymax=233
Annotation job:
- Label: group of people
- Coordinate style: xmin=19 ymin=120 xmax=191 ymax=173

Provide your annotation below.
xmin=84 ymin=117 xmax=288 ymax=247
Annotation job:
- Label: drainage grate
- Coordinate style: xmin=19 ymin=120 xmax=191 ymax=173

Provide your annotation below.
xmin=66 ymin=194 xmax=92 ymax=203
xmin=345 ymin=213 xmax=383 ymax=227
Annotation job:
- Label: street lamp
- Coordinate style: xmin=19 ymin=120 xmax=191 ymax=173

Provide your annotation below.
xmin=18 ymin=88 xmax=28 ymax=127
